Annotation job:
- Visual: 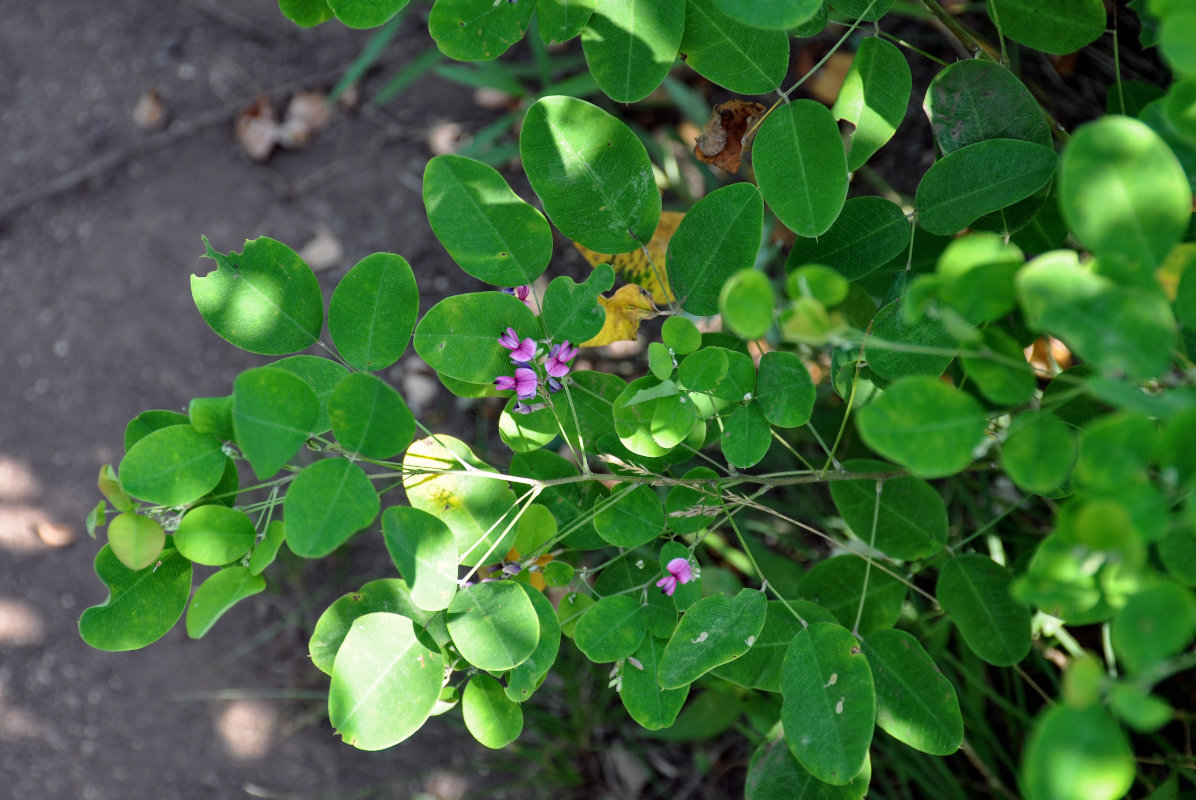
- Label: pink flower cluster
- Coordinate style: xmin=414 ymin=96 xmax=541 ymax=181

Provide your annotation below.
xmin=494 ymin=326 xmax=578 ymax=412
xmin=656 ymin=557 xmax=695 ymax=596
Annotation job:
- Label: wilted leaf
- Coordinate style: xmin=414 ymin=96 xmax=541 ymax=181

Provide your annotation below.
xmin=574 ymin=212 xmax=683 ymax=305
xmin=693 ymin=100 xmax=768 ymax=173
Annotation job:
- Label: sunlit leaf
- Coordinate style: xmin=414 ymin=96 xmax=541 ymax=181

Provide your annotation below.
xmin=754 ymin=100 xmax=848 ymax=237
xmin=328 ymin=253 xmax=418 ymax=372
xmin=185 ymin=567 xmax=266 ymax=639
xmin=832 ymin=37 xmax=911 ymax=170
xmin=79 ymin=546 xmax=192 ymax=652
xmin=581 ymin=0 xmax=684 ymax=103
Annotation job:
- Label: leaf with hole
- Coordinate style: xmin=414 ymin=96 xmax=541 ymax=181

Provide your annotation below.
xmin=833 ymin=37 xmax=911 ymax=170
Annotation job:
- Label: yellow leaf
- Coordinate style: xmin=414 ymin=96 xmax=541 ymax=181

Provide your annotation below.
xmin=573 ymin=211 xmax=683 ymax=305
xmin=580 ymin=285 xmax=660 ymax=347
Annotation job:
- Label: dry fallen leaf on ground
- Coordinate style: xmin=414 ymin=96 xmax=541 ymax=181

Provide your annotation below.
xmin=278 ymin=90 xmax=333 ymax=149
xmin=298 ymin=223 xmax=343 ymax=272
xmin=573 ymin=211 xmax=683 ymax=305
xmin=235 ymin=94 xmax=278 ymax=161
xmin=693 ymin=100 xmax=768 ymax=173
xmin=132 ymin=87 xmax=169 ymax=130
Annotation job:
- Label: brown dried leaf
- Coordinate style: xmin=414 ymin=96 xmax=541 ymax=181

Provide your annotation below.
xmin=132 ymin=87 xmax=169 ymax=131
xmin=692 ymin=100 xmax=768 ymax=173
xmin=235 ymin=94 xmax=278 ymax=161
xmin=298 ymin=224 xmax=343 ymax=272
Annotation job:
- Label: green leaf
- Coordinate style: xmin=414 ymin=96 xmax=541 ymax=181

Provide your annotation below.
xmin=268 ymin=355 xmax=348 ymax=435
xmin=1016 ymin=250 xmax=1178 ymax=379
xmin=1064 ymin=114 xmax=1193 ymax=267
xmin=785 ymin=196 xmax=909 ymax=282
xmin=832 ymin=37 xmax=911 ymax=170
xmin=557 ymin=591 xmax=595 ymax=637
xmin=124 ymin=410 xmax=190 ymax=451
xmin=746 ymin=739 xmax=871 ymax=800
xmin=185 ymin=567 xmax=266 ymax=639
xmin=463 ymin=674 xmax=523 ymax=748
xmin=798 ymin=554 xmax=905 ymax=635
xmin=1160 ymin=11 xmax=1196 ymax=79
xmin=755 ymin=351 xmax=815 ymax=428
xmin=520 ymin=96 xmax=661 ymax=253
xmin=279 ymin=0 xmax=334 ymax=27
xmin=1001 ymin=410 xmax=1077 ymax=495
xmin=423 ymin=155 xmax=551 ymax=287
xmin=542 ymin=263 xmax=615 ymax=343
xmin=611 ymin=377 xmax=694 ymax=457
xmin=987 ymin=0 xmax=1105 ymax=54
xmin=856 ymin=376 xmax=987 ymax=478
xmin=866 ymin=298 xmax=957 ymax=380
xmin=681 ymin=0 xmax=788 ymax=95
xmin=506 ymin=583 xmax=561 ymax=702
xmin=574 ymin=594 xmax=648 ymax=663
xmin=513 ymin=503 xmax=557 ymax=558
xmin=192 ymin=236 xmax=323 ymax=355
xmin=118 ymin=424 xmax=226 ymax=507
xmin=620 ymin=635 xmax=689 ymax=730
xmin=382 ymin=506 xmax=458 ymax=612
xmin=498 ymin=396 xmax=558 ymax=454
xmin=329 ymin=372 xmax=414 ymax=460
xmin=916 ymin=139 xmax=1057 ymax=236
xmin=754 ymin=100 xmax=848 ymax=238
xmin=329 ymin=612 xmax=444 ymax=750
xmin=581 ymin=0 xmax=684 ymax=102
xmin=326 ymin=0 xmax=408 ymax=27
xmin=829 ymin=0 xmax=894 ymax=21
xmin=173 ymin=505 xmax=257 ymax=566
xmin=933 ymin=232 xmax=1025 ymax=324
xmin=79 ymin=546 xmax=192 ymax=652
xmin=862 ymin=628 xmax=962 ymax=755
xmin=720 ymin=269 xmax=776 ymax=340
xmin=668 ymin=183 xmax=764 ymax=316
xmin=310 ymin=579 xmax=446 ymax=674
xmin=662 ymin=317 xmax=702 ymax=354
xmin=721 ymin=402 xmax=772 ymax=469
xmin=925 ymin=59 xmax=1052 ymax=155
xmin=536 ymin=0 xmax=595 ymax=44
xmin=1109 ymin=682 xmax=1174 ymax=732
xmin=937 ymin=554 xmax=1031 ymax=666
xmin=1111 ymin=579 xmax=1196 ymax=673
xmin=712 ymin=0 xmax=822 ymax=29
xmin=447 ymin=581 xmax=540 ymax=671
xmin=413 ymin=291 xmax=538 ymax=385
xmin=402 ymin=435 xmax=518 ymax=566
xmin=658 ymin=588 xmax=767 ymax=688
xmin=428 ymin=0 xmax=534 ymax=60
xmin=188 ymin=395 xmax=234 ymax=441
xmin=593 ymin=484 xmax=665 ymax=548
xmin=1021 ymin=704 xmax=1135 ymax=800
xmin=284 ymin=459 xmax=380 ymax=558
xmin=106 ymin=512 xmax=165 ymax=572
xmin=328 ymin=252 xmax=418 ymax=372
xmin=781 ymin=622 xmax=875 ymax=786
xmin=829 ymin=459 xmax=947 ymax=561
xmin=712 ymin=601 xmax=824 ymax=692
xmin=553 ymin=370 xmax=625 ymax=453
xmin=232 ymin=367 xmax=319 ymax=480
xmin=1074 ymin=412 xmax=1157 ymax=491
xmin=961 ymin=327 xmax=1037 ymax=406
xmin=248 ymin=520 xmax=286 ymax=576
xmin=679 ymin=347 xmax=730 ymax=393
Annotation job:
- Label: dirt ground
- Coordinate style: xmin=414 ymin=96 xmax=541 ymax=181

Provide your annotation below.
xmin=0 ymin=2 xmax=515 ymax=797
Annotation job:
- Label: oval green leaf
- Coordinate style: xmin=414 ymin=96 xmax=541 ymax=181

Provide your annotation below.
xmin=506 ymin=583 xmax=561 ymax=702
xmin=173 ymin=504 xmax=257 ymax=566
xmin=581 ymin=0 xmax=684 ymax=102
xmin=463 ymin=674 xmax=524 ymax=748
xmin=620 ymin=635 xmax=689 ymax=730
xmin=284 ymin=459 xmax=380 ymax=558
xmin=542 ymin=263 xmax=615 ymax=344
xmin=574 ymin=594 xmax=648 ymax=663
xmin=382 ymin=506 xmax=458 ymax=612
xmin=781 ymin=622 xmax=875 ymax=786
xmin=798 ymin=554 xmax=905 ymax=635
xmin=413 ymin=291 xmax=538 ymax=385
xmin=862 ymin=628 xmax=962 ymax=755
xmin=925 ymin=59 xmax=1052 ymax=155
xmin=593 ymin=484 xmax=665 ymax=548
xmin=232 ymin=367 xmax=319 ymax=480
xmin=681 ymin=0 xmax=788 ymax=95
xmin=192 ymin=236 xmax=323 ymax=355
xmin=937 ymin=554 xmax=1031 ymax=666
xmin=1111 ymin=579 xmax=1196 ymax=674
xmin=747 ymin=739 xmax=871 ymax=800
xmin=328 ymin=252 xmax=419 ymax=372
xmin=329 ymin=372 xmax=414 ymax=460
xmin=720 ymin=269 xmax=776 ymax=340
xmin=118 ymin=424 xmax=226 ymax=507
xmin=916 ymin=139 xmax=1057 ymax=236
xmin=537 ymin=0 xmax=595 ymax=44
xmin=79 ymin=546 xmax=192 ymax=652
xmin=668 ymin=183 xmax=764 ymax=316
xmin=866 ymin=298 xmax=957 ymax=380
xmin=856 ymin=376 xmax=987 ymax=478
xmin=754 ymin=100 xmax=848 ymax=238
xmin=447 ymin=581 xmax=540 ymax=671
xmin=721 ymin=402 xmax=773 ymax=469
xmin=987 ymin=0 xmax=1105 ymax=55
xmin=185 ymin=566 xmax=266 ymax=639
xmin=428 ymin=0 xmax=534 ymax=60
xmin=755 ymin=351 xmax=815 ymax=428
xmin=658 ymin=588 xmax=767 ymax=689
xmin=829 ymin=459 xmax=947 ymax=561
xmin=712 ymin=600 xmax=819 ymax=692
xmin=832 ymin=37 xmax=911 ymax=170
xmin=106 ymin=512 xmax=165 ymax=571
xmin=712 ymin=0 xmax=822 ymax=29
xmin=309 ymin=579 xmax=446 ymax=675
xmin=1001 ymin=411 xmax=1077 ymax=495
xmin=329 ymin=612 xmax=445 ymax=750
xmin=785 ymin=196 xmax=909 ymax=282
xmin=1021 ymin=704 xmax=1134 ymax=800
xmin=268 ymin=355 xmax=348 ymax=435
xmin=1060 ymin=115 xmax=1192 ymax=267
xmin=520 ymin=96 xmax=661 ymax=253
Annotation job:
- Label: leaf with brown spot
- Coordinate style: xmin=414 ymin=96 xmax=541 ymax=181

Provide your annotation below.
xmin=692 ymin=100 xmax=768 ymax=173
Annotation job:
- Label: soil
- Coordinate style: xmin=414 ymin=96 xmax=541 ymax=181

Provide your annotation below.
xmin=0 ymin=2 xmax=509 ymax=798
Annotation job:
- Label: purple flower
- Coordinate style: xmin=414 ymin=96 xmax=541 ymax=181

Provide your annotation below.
xmin=657 ymin=557 xmax=695 ymax=596
xmin=502 ymin=285 xmax=533 ymax=308
xmin=513 ymin=401 xmax=547 ymax=414
xmin=546 ymin=376 xmax=562 ymax=394
xmin=495 ymin=367 xmax=539 ymax=399
xmin=498 ymin=327 xmax=538 ymax=363
xmin=545 ymin=341 xmax=578 ymax=378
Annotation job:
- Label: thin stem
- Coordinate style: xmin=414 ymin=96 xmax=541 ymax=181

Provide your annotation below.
xmin=852 ymin=479 xmax=883 ymax=636
xmin=717 ymin=492 xmax=807 ymax=627
xmin=918 ymin=0 xmax=989 ymax=58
